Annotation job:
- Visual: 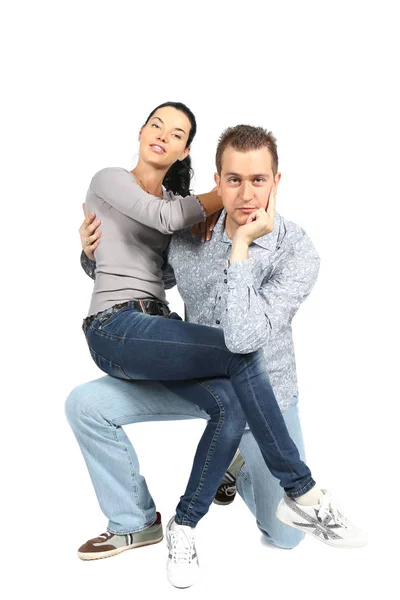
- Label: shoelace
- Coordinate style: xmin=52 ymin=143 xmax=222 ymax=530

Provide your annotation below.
xmin=170 ymin=529 xmax=195 ymax=564
xmin=220 ymin=483 xmax=236 ymax=497
xmin=317 ymin=493 xmax=348 ymax=528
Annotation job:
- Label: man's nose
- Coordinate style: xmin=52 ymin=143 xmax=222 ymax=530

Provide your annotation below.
xmin=241 ymin=181 xmax=254 ymax=202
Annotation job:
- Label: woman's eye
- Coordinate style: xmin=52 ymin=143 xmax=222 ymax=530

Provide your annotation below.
xmin=151 ymin=123 xmax=160 ymax=129
xmin=173 ymin=134 xmax=182 ymax=139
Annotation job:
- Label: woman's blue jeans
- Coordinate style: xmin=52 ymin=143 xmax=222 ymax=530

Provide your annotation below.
xmin=84 ymin=304 xmax=315 ymax=526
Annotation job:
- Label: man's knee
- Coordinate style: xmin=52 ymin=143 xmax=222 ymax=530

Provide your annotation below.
xmin=65 ymin=383 xmax=94 ymax=428
xmin=259 ymin=521 xmax=305 ymax=550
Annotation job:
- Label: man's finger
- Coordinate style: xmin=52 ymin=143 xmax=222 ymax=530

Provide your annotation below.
xmin=267 ymin=188 xmax=277 ymax=218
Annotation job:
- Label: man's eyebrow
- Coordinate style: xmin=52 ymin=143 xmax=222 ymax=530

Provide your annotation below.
xmin=224 ymin=172 xmax=270 ymax=178
xmin=152 ymin=116 xmax=186 ymax=135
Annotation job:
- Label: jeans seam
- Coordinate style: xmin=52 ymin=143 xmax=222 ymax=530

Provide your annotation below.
xmin=178 ymin=380 xmax=226 ymax=524
xmin=112 ymin=425 xmax=142 ymax=511
xmin=82 ymin=407 xmax=144 ymax=521
xmin=241 ymin=356 xmax=298 ymax=478
xmin=91 ymin=326 xmax=230 ymax=353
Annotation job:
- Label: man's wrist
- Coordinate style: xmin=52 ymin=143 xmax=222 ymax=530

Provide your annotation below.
xmin=230 ymin=237 xmax=250 ymax=264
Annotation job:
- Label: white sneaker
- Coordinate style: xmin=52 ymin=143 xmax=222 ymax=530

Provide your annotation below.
xmin=276 ymin=490 xmax=368 ymax=548
xmin=166 ymin=516 xmax=199 ymax=588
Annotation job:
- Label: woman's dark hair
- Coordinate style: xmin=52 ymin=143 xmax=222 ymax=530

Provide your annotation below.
xmin=143 ymin=101 xmax=197 ymax=197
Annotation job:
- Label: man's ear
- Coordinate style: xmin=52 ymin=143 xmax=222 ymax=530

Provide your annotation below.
xmin=274 ymin=172 xmax=282 ymax=190
xmin=179 ymin=146 xmax=191 ymax=161
xmin=214 ymin=172 xmax=222 ymax=195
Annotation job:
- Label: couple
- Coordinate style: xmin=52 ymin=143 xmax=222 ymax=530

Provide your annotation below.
xmin=66 ymin=101 xmax=366 ymax=589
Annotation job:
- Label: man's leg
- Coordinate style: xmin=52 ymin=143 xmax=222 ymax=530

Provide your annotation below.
xmin=237 ymin=396 xmax=306 ymax=549
xmin=65 ymin=375 xmax=208 ymax=534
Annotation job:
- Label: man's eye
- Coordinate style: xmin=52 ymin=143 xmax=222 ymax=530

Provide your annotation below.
xmin=254 ymin=178 xmax=265 ymax=183
xmin=229 ymin=178 xmax=239 ymax=183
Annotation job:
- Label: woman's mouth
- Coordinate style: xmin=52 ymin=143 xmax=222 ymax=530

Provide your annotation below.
xmin=150 ymin=144 xmax=166 ymax=154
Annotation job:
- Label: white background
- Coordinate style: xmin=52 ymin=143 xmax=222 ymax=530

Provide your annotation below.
xmin=1 ymin=0 xmax=397 ymax=598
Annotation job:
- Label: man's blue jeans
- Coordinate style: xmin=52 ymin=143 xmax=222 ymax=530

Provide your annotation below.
xmin=84 ymin=306 xmax=314 ymax=517
xmin=65 ymin=376 xmax=305 ymax=549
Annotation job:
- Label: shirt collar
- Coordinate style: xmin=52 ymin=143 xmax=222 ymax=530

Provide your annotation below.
xmin=214 ymin=208 xmax=281 ymax=251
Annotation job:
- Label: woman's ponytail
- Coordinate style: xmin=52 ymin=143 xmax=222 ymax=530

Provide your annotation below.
xmin=163 ymin=155 xmax=193 ymax=197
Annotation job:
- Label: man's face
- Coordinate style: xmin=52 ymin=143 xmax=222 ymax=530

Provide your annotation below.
xmin=214 ymin=146 xmax=281 ymax=227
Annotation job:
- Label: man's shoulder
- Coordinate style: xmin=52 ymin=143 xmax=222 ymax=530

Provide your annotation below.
xmin=275 ymin=213 xmax=320 ymax=266
xmin=171 ymin=225 xmax=200 ymax=246
xmin=276 ymin=213 xmax=314 ymax=246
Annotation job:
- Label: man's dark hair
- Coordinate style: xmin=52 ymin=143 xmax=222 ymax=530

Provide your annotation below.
xmin=216 ymin=125 xmax=278 ymax=175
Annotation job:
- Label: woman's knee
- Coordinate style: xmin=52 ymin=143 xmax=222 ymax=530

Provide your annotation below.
xmin=210 ymin=398 xmax=246 ymax=435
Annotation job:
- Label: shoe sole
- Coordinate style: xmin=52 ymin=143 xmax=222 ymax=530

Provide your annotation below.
xmin=276 ymin=513 xmax=367 ymax=548
xmin=212 ymin=498 xmax=235 ymax=506
xmin=78 ymin=534 xmax=164 ymax=561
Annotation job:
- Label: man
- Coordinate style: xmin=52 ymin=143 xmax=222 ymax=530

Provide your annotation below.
xmin=67 ymin=125 xmax=333 ymax=580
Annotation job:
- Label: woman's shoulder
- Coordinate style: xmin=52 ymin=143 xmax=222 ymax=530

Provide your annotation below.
xmin=90 ymin=167 xmax=134 ymax=196
xmin=91 ymin=167 xmax=130 ymax=185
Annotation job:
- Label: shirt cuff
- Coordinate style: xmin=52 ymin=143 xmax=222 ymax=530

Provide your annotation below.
xmin=192 ymin=195 xmax=207 ymax=222
xmin=227 ymin=258 xmax=255 ymax=287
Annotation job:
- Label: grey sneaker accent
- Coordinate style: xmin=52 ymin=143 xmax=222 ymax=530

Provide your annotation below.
xmin=283 ymin=496 xmax=343 ymax=541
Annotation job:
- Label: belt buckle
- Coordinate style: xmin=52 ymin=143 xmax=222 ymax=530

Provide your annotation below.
xmin=138 ymin=299 xmax=147 ymax=314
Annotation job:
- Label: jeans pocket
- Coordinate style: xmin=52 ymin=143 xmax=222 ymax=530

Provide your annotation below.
xmin=96 ymin=307 xmax=121 ymax=328
xmin=89 ymin=348 xmax=131 ymax=380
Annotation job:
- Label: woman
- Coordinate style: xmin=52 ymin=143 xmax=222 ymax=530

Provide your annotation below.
xmin=74 ymin=102 xmax=364 ymax=588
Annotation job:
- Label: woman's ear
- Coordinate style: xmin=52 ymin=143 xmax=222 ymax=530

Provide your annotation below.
xmin=179 ymin=146 xmax=191 ymax=161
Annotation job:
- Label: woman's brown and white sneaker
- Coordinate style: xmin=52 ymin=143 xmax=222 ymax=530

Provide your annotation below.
xmin=77 ymin=512 xmax=163 ymax=560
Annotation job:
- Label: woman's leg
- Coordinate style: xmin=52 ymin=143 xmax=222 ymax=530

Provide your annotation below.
xmin=167 ymin=378 xmax=245 ymax=526
xmin=86 ymin=307 xmax=315 ymax=498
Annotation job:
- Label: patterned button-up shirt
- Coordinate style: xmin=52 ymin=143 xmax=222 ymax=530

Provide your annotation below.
xmin=81 ymin=209 xmax=320 ymax=411
xmin=166 ymin=210 xmax=320 ymax=410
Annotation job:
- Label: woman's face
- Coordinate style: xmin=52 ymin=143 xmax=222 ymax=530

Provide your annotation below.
xmin=139 ymin=106 xmax=192 ymax=169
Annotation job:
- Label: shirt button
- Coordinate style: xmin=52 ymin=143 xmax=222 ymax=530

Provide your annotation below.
xmin=216 ymin=320 xmax=220 ymax=325
xmin=224 ymin=279 xmax=227 ymax=283
xmin=218 ymin=296 xmax=221 ymax=300
xmin=224 ymin=269 xmax=227 ymax=274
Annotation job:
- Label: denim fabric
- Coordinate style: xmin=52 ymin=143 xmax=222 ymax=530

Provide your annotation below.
xmin=83 ymin=305 xmax=314 ymax=515
xmin=66 ymin=376 xmax=304 ymax=548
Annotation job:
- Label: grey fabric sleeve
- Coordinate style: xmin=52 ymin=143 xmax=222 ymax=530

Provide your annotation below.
xmin=90 ymin=168 xmax=206 ymax=235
